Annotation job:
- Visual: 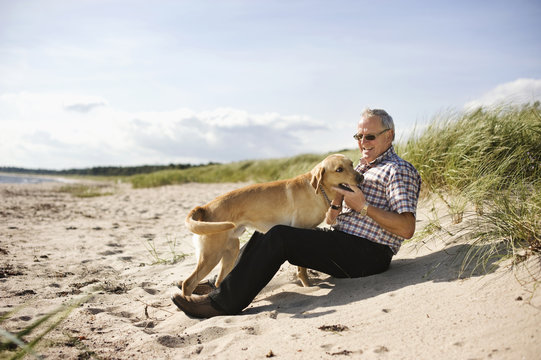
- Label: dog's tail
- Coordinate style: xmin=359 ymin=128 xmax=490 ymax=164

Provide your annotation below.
xmin=185 ymin=206 xmax=236 ymax=235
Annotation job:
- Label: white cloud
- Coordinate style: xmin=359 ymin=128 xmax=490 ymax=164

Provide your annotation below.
xmin=464 ymin=78 xmax=541 ymax=110
xmin=64 ymin=102 xmax=107 ymax=113
xmin=125 ymin=107 xmax=329 ymax=164
xmin=0 ymin=92 xmax=332 ymax=169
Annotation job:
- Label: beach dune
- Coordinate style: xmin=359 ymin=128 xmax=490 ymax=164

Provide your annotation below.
xmin=1 ymin=182 xmax=539 ymax=359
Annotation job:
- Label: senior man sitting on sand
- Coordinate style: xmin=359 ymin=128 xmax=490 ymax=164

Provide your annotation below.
xmin=172 ymin=108 xmax=422 ymax=318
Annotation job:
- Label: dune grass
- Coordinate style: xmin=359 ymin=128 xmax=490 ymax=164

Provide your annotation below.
xmin=0 ymin=295 xmax=93 ymax=359
xmin=57 ymin=183 xmax=114 ymax=198
xmin=144 ymin=236 xmax=189 ymax=265
xmin=129 ymin=151 xmax=360 ymax=188
xmin=128 ymin=153 xmax=320 ymax=188
xmin=402 ymin=103 xmax=541 ymax=269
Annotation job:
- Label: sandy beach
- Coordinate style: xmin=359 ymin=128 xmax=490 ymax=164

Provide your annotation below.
xmin=1 ymin=181 xmax=540 ymax=359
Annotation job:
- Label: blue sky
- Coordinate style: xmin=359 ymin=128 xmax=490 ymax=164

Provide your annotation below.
xmin=1 ymin=0 xmax=540 ymax=170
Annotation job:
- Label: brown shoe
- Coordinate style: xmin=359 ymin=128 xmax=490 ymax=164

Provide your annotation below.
xmin=171 ymin=293 xmax=225 ymax=318
xmin=176 ymin=279 xmax=216 ymax=295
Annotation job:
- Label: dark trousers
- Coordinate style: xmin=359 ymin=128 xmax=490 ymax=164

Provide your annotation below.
xmin=209 ymin=225 xmax=394 ymax=314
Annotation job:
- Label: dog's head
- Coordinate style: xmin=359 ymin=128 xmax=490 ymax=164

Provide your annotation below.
xmin=310 ymin=154 xmax=363 ymax=194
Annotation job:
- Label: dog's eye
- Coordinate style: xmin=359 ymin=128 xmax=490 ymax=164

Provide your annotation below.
xmin=336 ymin=167 xmax=344 ymax=172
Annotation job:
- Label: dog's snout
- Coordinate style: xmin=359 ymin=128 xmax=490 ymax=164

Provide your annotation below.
xmin=356 ymin=173 xmax=364 ymax=184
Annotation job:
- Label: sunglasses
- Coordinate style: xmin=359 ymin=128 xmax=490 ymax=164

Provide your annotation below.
xmin=353 ymin=128 xmax=390 ymax=141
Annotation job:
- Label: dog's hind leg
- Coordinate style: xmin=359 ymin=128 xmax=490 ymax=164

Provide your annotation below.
xmin=182 ymin=253 xmax=223 ymax=296
xmin=297 ymin=266 xmax=310 ymax=287
xmin=214 ymin=237 xmax=240 ymax=288
xmin=182 ymin=237 xmax=225 ymax=297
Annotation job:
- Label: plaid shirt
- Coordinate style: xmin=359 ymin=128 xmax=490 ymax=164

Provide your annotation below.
xmin=333 ymin=146 xmax=421 ymax=254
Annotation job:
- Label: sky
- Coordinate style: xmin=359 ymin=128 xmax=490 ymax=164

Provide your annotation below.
xmin=1 ymin=0 xmax=540 ymax=170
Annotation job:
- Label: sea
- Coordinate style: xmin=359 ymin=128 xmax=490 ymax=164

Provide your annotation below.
xmin=0 ymin=174 xmax=67 ymax=184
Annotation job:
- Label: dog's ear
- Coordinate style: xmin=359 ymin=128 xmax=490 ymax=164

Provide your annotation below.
xmin=310 ymin=164 xmax=325 ymax=194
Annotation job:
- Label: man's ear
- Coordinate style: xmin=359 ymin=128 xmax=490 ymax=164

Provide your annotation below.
xmin=387 ymin=129 xmax=395 ymax=143
xmin=310 ymin=165 xmax=325 ymax=194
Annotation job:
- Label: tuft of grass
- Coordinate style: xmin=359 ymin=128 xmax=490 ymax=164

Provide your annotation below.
xmin=0 ymin=294 xmax=92 ymax=359
xmin=144 ymin=236 xmax=188 ymax=265
xmin=467 ymin=180 xmax=541 ymax=262
xmin=58 ymin=184 xmax=114 ymax=198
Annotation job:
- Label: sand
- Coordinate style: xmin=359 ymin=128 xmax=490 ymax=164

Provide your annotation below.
xmin=1 ymin=181 xmax=540 ymax=359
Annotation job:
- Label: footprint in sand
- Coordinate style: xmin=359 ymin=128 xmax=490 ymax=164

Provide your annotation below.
xmin=241 ymin=325 xmax=260 ymax=335
xmin=142 ymin=287 xmax=159 ymax=295
xmin=134 ymin=320 xmax=156 ymax=332
xmin=106 ymin=242 xmax=123 ymax=248
xmin=156 ymin=326 xmax=230 ymax=348
xmin=374 ymin=345 xmax=389 ymax=353
xmin=14 ymin=289 xmax=36 ymax=296
xmin=86 ymin=308 xmax=106 ymax=315
xmin=139 ymin=282 xmax=160 ymax=295
xmin=98 ymin=249 xmax=123 ymax=256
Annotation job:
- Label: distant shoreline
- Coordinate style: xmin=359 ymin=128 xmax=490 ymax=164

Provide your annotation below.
xmin=0 ymin=173 xmax=73 ymax=184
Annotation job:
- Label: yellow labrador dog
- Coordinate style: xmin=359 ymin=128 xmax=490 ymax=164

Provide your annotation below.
xmin=181 ymin=154 xmax=363 ymax=296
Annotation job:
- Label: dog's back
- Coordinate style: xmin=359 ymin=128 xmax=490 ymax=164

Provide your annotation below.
xmin=185 ymin=172 xmax=327 ymax=235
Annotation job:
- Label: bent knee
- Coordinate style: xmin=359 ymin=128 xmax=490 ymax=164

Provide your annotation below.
xmin=267 ymin=224 xmax=291 ymax=234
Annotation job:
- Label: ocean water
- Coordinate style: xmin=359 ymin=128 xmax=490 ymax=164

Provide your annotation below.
xmin=0 ymin=174 xmax=62 ymax=184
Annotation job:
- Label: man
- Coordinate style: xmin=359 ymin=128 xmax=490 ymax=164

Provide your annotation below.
xmin=172 ymin=108 xmax=421 ymax=318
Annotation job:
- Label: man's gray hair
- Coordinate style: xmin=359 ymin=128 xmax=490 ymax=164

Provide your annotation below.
xmin=361 ymin=108 xmax=395 ymax=141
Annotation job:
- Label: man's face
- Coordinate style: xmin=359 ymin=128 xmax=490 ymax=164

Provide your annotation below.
xmin=356 ymin=115 xmax=394 ymax=163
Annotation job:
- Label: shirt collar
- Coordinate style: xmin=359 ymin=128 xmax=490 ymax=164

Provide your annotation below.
xmin=359 ymin=146 xmax=395 ymax=170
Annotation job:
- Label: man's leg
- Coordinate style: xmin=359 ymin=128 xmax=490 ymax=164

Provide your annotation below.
xmin=209 ymin=225 xmax=393 ymax=314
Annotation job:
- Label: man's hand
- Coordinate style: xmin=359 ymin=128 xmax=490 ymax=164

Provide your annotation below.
xmin=333 ymin=185 xmax=416 ymax=239
xmin=333 ymin=185 xmax=365 ymax=212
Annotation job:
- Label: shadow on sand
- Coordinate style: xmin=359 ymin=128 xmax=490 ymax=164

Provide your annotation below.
xmin=247 ymin=242 xmax=504 ymax=317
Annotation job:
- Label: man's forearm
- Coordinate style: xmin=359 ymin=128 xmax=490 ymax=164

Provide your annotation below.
xmin=366 ymin=206 xmax=416 ymax=239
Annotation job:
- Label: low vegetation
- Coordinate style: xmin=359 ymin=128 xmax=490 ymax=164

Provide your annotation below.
xmin=143 ymin=236 xmax=188 ymax=265
xmin=57 ymin=183 xmax=114 ymax=198
xmin=0 ymin=295 xmax=92 ymax=359
xmin=128 ymin=152 xmax=357 ymax=188
xmin=402 ymin=103 xmax=540 ymax=270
